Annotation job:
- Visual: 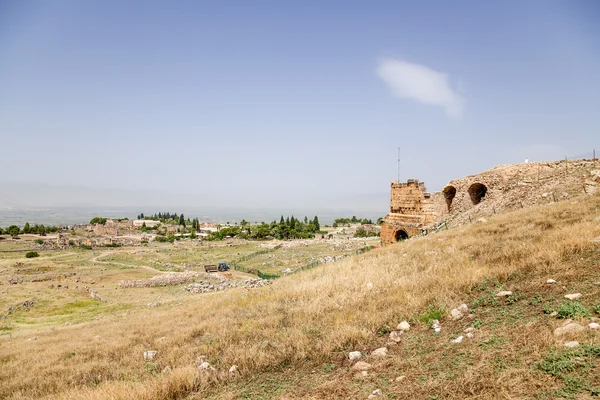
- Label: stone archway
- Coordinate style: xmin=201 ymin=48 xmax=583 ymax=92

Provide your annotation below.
xmin=442 ymin=186 xmax=457 ymax=211
xmin=395 ymin=229 xmax=408 ymax=241
xmin=468 ymin=183 xmax=487 ymax=205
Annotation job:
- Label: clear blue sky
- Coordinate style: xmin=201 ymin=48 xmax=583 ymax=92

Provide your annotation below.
xmin=1 ymin=0 xmax=599 ymax=211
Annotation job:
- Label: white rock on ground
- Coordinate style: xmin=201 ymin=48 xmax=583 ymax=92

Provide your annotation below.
xmin=464 ymin=327 xmax=475 ymax=333
xmin=450 ymin=308 xmax=464 ymax=321
xmin=368 ymin=389 xmax=383 ymax=398
xmin=451 ymin=336 xmax=464 ymax=344
xmin=395 ymin=375 xmax=406 ymax=382
xmin=199 ymin=361 xmax=214 ymax=371
xmin=397 ymin=321 xmax=411 ymax=331
xmin=466 ymin=332 xmax=474 ymax=339
xmin=371 ymin=347 xmax=388 ymax=357
xmin=229 ymin=365 xmax=238 ymax=373
xmin=589 ymin=323 xmax=600 ymax=329
xmin=550 ymin=311 xmax=558 ymax=317
xmin=352 ymin=361 xmax=372 ymax=371
xmin=349 ymin=351 xmax=362 ymax=361
xmin=143 ymin=350 xmax=157 ymax=360
xmin=458 ymin=304 xmax=469 ymax=313
xmin=547 ymin=279 xmax=557 ymax=284
xmin=554 ymin=322 xmax=585 ymax=336
xmin=389 ymin=331 xmax=403 ymax=343
xmin=431 ymin=320 xmax=441 ymax=333
xmin=564 ymin=341 xmax=580 ymax=348
xmin=564 ymin=293 xmax=582 ymax=300
xmin=366 ymin=282 xmax=374 ymax=290
xmin=496 ymin=291 xmax=513 ymax=297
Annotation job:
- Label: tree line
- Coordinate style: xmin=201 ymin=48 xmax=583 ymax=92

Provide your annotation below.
xmin=332 ymin=216 xmax=383 ymax=227
xmin=0 ymin=223 xmax=60 ymax=237
xmin=208 ymin=216 xmax=321 ymax=241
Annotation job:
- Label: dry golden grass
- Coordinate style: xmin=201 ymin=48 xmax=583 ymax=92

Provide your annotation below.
xmin=1 ymin=194 xmax=600 ymax=399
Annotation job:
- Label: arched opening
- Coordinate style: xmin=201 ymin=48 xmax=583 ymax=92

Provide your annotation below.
xmin=468 ymin=183 xmax=487 ymax=205
xmin=442 ymin=186 xmax=456 ymax=211
xmin=395 ymin=229 xmax=408 ymax=242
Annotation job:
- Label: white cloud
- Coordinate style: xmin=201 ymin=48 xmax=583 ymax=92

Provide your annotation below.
xmin=376 ymin=58 xmax=465 ymax=119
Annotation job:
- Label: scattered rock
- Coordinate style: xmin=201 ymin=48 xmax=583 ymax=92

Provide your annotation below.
xmin=349 ymin=351 xmax=362 ymax=361
xmin=352 ymin=361 xmax=372 ymax=371
xmin=229 ymin=365 xmax=239 ymax=374
xmin=496 ymin=291 xmax=513 ymax=297
xmin=26 ymin=337 xmax=37 ymax=342
xmin=589 ymin=323 xmax=600 ymax=330
xmin=389 ymin=331 xmax=403 ymax=343
xmin=564 ymin=293 xmax=582 ymax=300
xmin=547 ymin=279 xmax=556 ymax=284
xmin=397 ymin=321 xmax=410 ymax=331
xmin=431 ymin=320 xmax=441 ymax=333
xmin=464 ymin=327 xmax=475 ymax=333
xmin=143 ymin=350 xmax=157 ymax=360
xmin=162 ymin=366 xmax=172 ymax=374
xmin=368 ymin=389 xmax=383 ymax=399
xmin=450 ymin=308 xmax=464 ymax=321
xmin=371 ymin=347 xmax=388 ymax=357
xmin=366 ymin=282 xmax=374 ymax=290
xmin=476 ymin=217 xmax=487 ymax=223
xmin=554 ymin=322 xmax=585 ymax=337
xmin=466 ymin=332 xmax=474 ymax=339
xmin=564 ymin=341 xmax=580 ymax=348
xmin=451 ymin=336 xmax=464 ymax=344
xmin=198 ymin=361 xmax=214 ymax=371
xmin=550 ymin=311 xmax=558 ymax=317
xmin=395 ymin=375 xmax=406 ymax=382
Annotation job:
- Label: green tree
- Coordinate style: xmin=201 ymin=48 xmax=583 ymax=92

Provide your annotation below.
xmin=189 ymin=230 xmax=198 ymax=239
xmin=179 ymin=214 xmax=185 ymax=227
xmin=23 ymin=222 xmax=31 ymax=234
xmin=7 ymin=225 xmax=20 ymax=238
xmin=313 ymin=216 xmax=320 ymax=231
xmin=376 ymin=217 xmax=384 ymax=225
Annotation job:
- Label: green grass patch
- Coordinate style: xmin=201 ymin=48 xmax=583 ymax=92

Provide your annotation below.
xmin=557 ymin=302 xmax=589 ymax=319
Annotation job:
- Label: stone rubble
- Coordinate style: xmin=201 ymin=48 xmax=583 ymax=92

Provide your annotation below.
xmin=546 ymin=279 xmax=556 ymax=284
xmin=554 ymin=322 xmax=585 ymax=337
xmin=184 ymin=278 xmax=271 ymax=293
xmin=352 ymin=361 xmax=372 ymax=371
xmin=589 ymin=323 xmax=600 ymax=330
xmin=564 ymin=293 xmax=582 ymax=300
xmin=496 ymin=291 xmax=513 ymax=297
xmin=397 ymin=321 xmax=411 ymax=331
xmin=368 ymin=389 xmax=383 ymax=398
xmin=564 ymin=341 xmax=580 ymax=348
xmin=349 ymin=351 xmax=362 ymax=362
xmin=451 ymin=336 xmax=464 ymax=344
xmin=388 ymin=331 xmax=403 ymax=343
xmin=143 ymin=350 xmax=157 ymax=360
xmin=371 ymin=347 xmax=388 ymax=357
xmin=431 ymin=320 xmax=441 ymax=333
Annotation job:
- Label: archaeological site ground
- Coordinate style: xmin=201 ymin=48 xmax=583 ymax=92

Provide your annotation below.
xmin=1 ymin=160 xmax=600 ymax=400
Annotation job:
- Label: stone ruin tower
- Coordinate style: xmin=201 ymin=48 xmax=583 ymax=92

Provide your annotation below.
xmin=380 ymin=179 xmax=439 ymax=245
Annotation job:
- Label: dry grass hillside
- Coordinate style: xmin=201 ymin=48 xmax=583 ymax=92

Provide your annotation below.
xmin=1 ymin=193 xmax=600 ymax=399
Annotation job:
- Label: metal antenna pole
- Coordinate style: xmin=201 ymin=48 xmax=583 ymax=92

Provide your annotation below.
xmin=397 ymin=147 xmax=400 ymax=183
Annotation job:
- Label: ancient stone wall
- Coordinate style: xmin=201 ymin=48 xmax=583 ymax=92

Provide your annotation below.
xmin=381 ymin=180 xmax=441 ymax=245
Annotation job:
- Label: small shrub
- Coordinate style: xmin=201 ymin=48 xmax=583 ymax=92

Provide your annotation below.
xmin=25 ymin=251 xmax=39 ymax=258
xmin=542 ymin=303 xmax=555 ymax=314
xmin=68 ymin=241 xmax=75 ymax=246
xmin=79 ymin=244 xmax=92 ymax=250
xmin=34 ymin=239 xmax=43 ymax=245
xmin=593 ymin=304 xmax=600 ymax=315
xmin=557 ymin=302 xmax=589 ymax=319
xmin=419 ymin=305 xmax=445 ymax=324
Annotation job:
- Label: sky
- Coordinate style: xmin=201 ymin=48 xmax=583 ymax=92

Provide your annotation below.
xmin=1 ymin=0 xmax=599 ymax=214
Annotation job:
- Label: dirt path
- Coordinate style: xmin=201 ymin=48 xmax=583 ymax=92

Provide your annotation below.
xmin=90 ymin=251 xmax=165 ymax=274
